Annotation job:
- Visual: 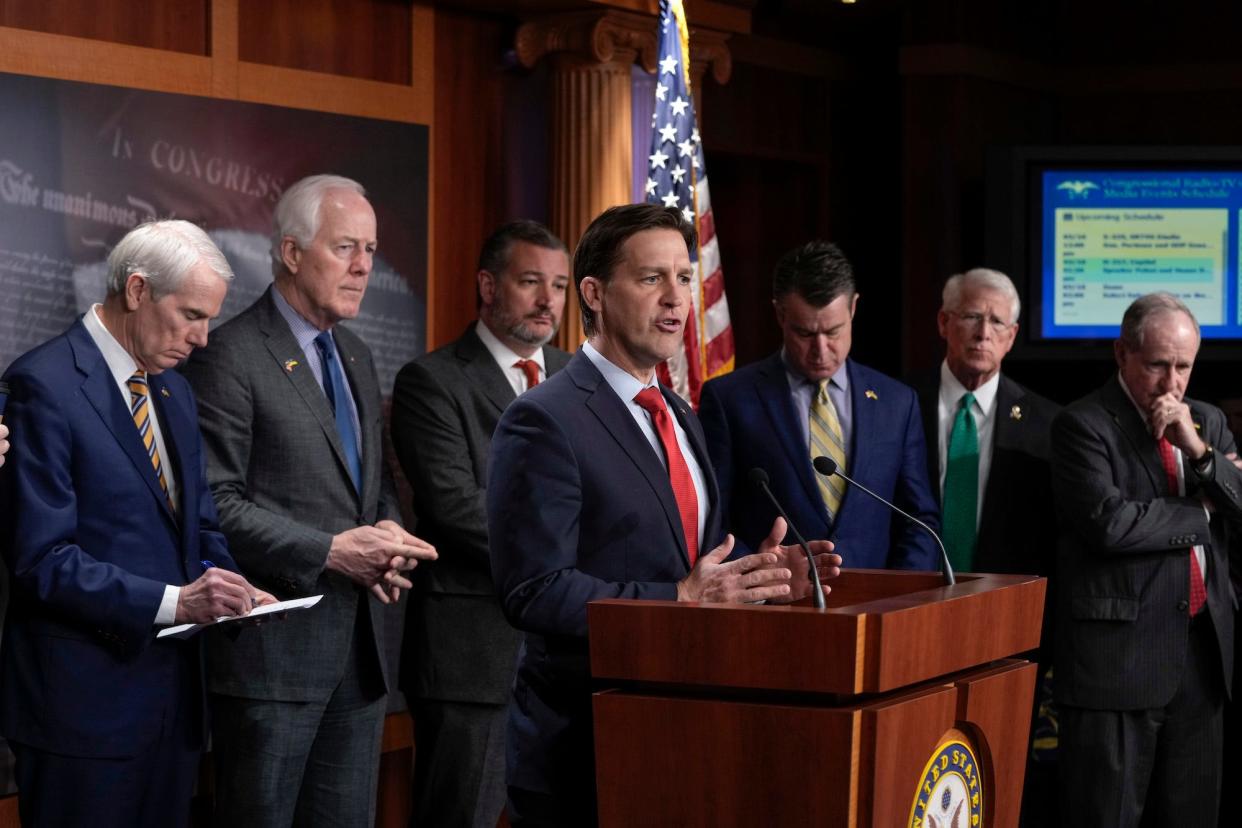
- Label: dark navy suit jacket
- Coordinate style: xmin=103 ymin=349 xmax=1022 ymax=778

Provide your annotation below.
xmin=488 ymin=350 xmax=724 ymax=816
xmin=698 ymin=353 xmax=939 ymax=570
xmin=0 ymin=319 xmax=237 ymax=759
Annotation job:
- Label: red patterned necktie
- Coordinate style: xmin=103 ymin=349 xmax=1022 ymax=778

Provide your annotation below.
xmin=514 ymin=359 xmax=541 ymax=390
xmin=1158 ymin=436 xmax=1206 ymax=616
xmin=633 ymin=387 xmax=699 ymax=564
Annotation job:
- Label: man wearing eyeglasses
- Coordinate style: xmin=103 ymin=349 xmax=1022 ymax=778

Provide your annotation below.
xmin=699 ymin=240 xmax=939 ymax=570
xmin=914 ymin=268 xmax=1062 ymax=822
xmin=917 ymin=268 xmax=1059 ymax=578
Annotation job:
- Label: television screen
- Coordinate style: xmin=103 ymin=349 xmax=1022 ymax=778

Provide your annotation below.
xmin=1039 ymin=169 xmax=1242 ymax=339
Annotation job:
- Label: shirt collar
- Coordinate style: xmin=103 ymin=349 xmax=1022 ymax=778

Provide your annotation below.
xmin=781 ymin=348 xmax=849 ymax=394
xmin=939 ymin=361 xmax=1000 ymax=417
xmin=475 ymin=319 xmax=547 ymax=375
xmin=582 ymin=340 xmax=657 ymax=403
xmin=271 ymin=283 xmax=329 ymax=350
xmin=82 ymin=304 xmax=139 ymax=388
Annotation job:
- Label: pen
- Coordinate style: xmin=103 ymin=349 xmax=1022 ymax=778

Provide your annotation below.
xmin=201 ymin=560 xmax=215 ymax=571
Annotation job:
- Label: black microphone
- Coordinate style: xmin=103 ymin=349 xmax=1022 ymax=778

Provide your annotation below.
xmin=812 ymin=456 xmax=956 ymax=586
xmin=748 ymin=467 xmax=826 ymax=610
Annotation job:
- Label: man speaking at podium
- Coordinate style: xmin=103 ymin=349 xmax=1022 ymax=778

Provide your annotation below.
xmin=1053 ymin=293 xmax=1241 ymax=826
xmin=487 ymin=204 xmax=840 ymax=827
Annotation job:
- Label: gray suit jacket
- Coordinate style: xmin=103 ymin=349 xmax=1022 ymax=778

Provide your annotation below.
xmin=1052 ymin=378 xmax=1242 ymax=710
xmin=182 ymin=286 xmax=402 ymax=702
xmin=391 ymin=324 xmax=570 ymax=704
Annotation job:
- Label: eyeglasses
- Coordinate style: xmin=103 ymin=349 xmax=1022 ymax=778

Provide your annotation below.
xmin=948 ymin=311 xmax=1013 ymax=335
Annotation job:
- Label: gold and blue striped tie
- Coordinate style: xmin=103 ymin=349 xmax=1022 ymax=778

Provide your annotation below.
xmin=128 ymin=371 xmax=173 ymax=512
xmin=809 ymin=379 xmax=847 ymax=518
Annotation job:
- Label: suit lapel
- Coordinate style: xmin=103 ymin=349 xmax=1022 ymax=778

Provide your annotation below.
xmin=455 ymin=326 xmax=517 ymax=415
xmin=753 ymin=354 xmax=826 ymax=521
xmin=979 ymin=375 xmax=1022 ymax=521
xmin=149 ymin=373 xmax=199 ymax=571
xmin=1100 ymin=379 xmax=1164 ymax=494
xmin=70 ymin=324 xmax=177 ymax=527
xmin=570 ymin=353 xmax=694 ymax=569
xmin=255 ymin=290 xmax=357 ymax=499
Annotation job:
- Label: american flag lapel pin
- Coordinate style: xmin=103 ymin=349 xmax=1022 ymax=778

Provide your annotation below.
xmin=160 ymin=387 xmax=170 ymax=398
xmin=865 ymin=389 xmax=878 ymax=400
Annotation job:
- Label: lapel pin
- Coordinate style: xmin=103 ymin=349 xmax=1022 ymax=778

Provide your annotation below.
xmin=160 ymin=387 xmax=170 ymax=398
xmin=1195 ymin=422 xmax=1202 ymax=431
xmin=284 ymin=359 xmax=299 ymax=373
xmin=1010 ymin=405 xmax=1022 ymax=421
xmin=865 ymin=389 xmax=878 ymax=400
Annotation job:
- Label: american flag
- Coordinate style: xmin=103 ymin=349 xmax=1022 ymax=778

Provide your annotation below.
xmin=645 ymin=0 xmax=734 ymax=407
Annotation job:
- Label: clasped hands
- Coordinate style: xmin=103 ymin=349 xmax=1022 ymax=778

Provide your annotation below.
xmin=326 ymin=519 xmax=438 ymax=604
xmin=676 ymin=516 xmax=841 ymax=604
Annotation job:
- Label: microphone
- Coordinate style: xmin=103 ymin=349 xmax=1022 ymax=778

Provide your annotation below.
xmin=812 ymin=456 xmax=956 ymax=586
xmin=748 ymin=467 xmax=826 ymax=610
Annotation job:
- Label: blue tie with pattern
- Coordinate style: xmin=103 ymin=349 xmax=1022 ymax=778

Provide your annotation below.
xmin=314 ymin=331 xmax=362 ymax=492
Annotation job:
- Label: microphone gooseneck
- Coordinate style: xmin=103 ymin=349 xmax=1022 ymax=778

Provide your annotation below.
xmin=812 ymin=456 xmax=956 ymax=586
xmin=749 ymin=467 xmax=826 ymax=610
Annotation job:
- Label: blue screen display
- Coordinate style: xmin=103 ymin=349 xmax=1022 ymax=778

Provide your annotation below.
xmin=1041 ymin=170 xmax=1242 ymax=339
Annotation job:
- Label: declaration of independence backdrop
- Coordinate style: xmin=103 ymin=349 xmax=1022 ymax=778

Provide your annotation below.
xmin=0 ymin=69 xmax=429 ymax=789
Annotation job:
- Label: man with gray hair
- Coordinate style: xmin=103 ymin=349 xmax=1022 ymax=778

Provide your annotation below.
xmin=183 ymin=174 xmax=437 ymax=825
xmin=1052 ymin=292 xmax=1241 ymax=825
xmin=916 ymin=267 xmax=1059 ymax=576
xmin=0 ymin=220 xmax=274 ymax=826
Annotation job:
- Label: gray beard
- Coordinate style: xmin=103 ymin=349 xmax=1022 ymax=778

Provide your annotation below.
xmin=509 ymin=319 xmax=557 ymax=348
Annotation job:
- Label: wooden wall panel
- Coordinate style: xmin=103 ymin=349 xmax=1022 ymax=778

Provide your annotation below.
xmin=239 ymin=0 xmax=413 ymax=85
xmin=428 ymin=9 xmax=508 ymax=349
xmin=0 ymin=0 xmax=208 ymax=54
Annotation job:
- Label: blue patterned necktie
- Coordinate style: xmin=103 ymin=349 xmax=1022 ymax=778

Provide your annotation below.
xmin=314 ymin=331 xmax=362 ymax=492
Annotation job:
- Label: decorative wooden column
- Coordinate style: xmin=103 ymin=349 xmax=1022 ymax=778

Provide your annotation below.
xmin=516 ymin=11 xmax=656 ymax=350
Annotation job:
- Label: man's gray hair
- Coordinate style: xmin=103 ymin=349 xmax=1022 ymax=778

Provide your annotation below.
xmin=270 ymin=174 xmax=367 ymax=277
xmin=106 ymin=219 xmax=233 ymax=299
xmin=942 ymin=267 xmax=1021 ymax=325
xmin=1119 ymin=292 xmax=1199 ymax=350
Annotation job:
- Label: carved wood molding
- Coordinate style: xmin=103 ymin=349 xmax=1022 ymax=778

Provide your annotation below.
xmin=515 ymin=9 xmax=731 ymax=85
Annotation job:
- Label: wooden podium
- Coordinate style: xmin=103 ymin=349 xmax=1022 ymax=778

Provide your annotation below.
xmin=588 ymin=569 xmax=1046 ymax=827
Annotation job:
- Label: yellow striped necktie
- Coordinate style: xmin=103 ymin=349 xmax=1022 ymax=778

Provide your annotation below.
xmin=809 ymin=379 xmax=847 ymax=518
xmin=127 ymin=371 xmax=174 ymax=512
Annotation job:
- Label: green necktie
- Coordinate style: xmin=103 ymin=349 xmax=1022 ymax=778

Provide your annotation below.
xmin=942 ymin=391 xmax=978 ymax=571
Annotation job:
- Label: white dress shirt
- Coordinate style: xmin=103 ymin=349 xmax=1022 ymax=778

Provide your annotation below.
xmin=476 ymin=320 xmax=547 ymax=395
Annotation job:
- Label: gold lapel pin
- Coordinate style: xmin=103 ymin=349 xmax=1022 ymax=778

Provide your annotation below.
xmin=865 ymin=389 xmax=878 ymax=400
xmin=284 ymin=359 xmax=299 ymax=373
xmin=160 ymin=387 xmax=170 ymax=398
xmin=1010 ymin=405 xmax=1022 ymax=421
xmin=1194 ymin=422 xmax=1202 ymax=431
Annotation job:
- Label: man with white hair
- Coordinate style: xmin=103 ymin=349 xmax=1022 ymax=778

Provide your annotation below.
xmin=916 ymin=267 xmax=1059 ymax=576
xmin=183 ymin=174 xmax=437 ymax=825
xmin=0 ymin=220 xmax=274 ymax=827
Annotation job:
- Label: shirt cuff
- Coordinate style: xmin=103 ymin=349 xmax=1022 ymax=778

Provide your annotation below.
xmin=155 ymin=585 xmax=181 ymax=626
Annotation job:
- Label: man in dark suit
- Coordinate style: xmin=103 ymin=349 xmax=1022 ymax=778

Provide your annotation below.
xmin=392 ymin=220 xmax=571 ymax=828
xmin=0 ymin=220 xmax=273 ymax=827
xmin=915 ymin=268 xmax=1058 ymax=577
xmin=182 ymin=175 xmax=437 ymax=826
xmin=698 ymin=241 xmax=939 ymax=570
xmin=913 ymin=267 xmax=1060 ymax=825
xmin=488 ymin=204 xmax=841 ymax=827
xmin=1053 ymin=293 xmax=1241 ymax=826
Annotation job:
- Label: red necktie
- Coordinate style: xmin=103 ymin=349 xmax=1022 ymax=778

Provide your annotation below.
xmin=514 ymin=359 xmax=541 ymax=390
xmin=1158 ymin=436 xmax=1207 ymax=616
xmin=634 ymin=387 xmax=699 ymax=565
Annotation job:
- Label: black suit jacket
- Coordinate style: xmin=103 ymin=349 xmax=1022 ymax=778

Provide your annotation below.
xmin=916 ymin=371 xmax=1060 ymax=578
xmin=1052 ymin=378 xmax=1242 ymax=710
xmin=390 ymin=324 xmax=570 ymax=705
